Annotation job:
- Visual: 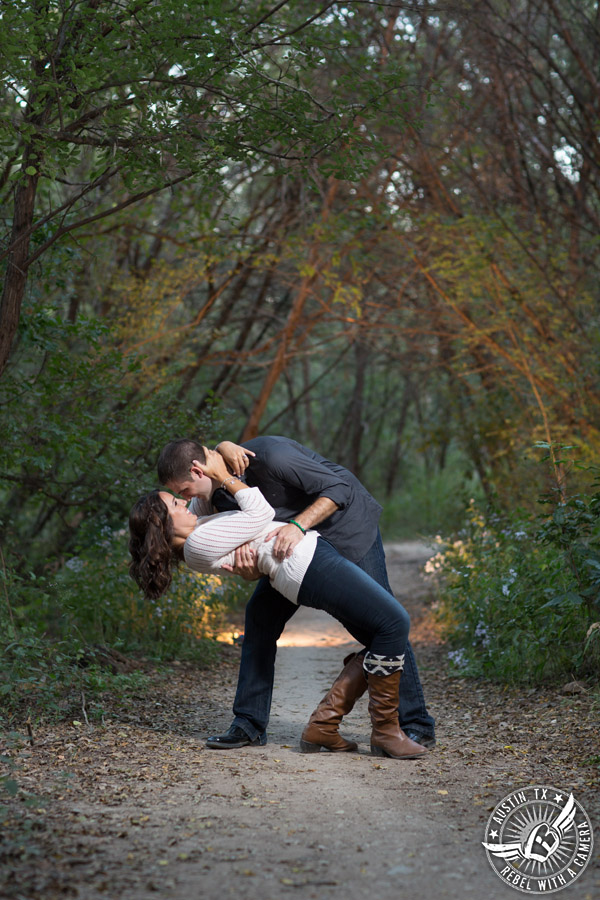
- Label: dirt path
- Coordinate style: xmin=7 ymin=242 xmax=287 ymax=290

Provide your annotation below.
xmin=2 ymin=543 xmax=599 ymax=899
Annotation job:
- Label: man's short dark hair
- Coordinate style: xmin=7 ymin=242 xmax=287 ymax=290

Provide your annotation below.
xmin=157 ymin=439 xmax=207 ymax=484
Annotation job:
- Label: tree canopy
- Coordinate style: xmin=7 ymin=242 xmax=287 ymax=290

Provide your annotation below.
xmin=0 ymin=0 xmax=405 ymax=373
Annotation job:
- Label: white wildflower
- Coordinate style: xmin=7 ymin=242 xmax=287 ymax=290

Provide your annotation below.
xmin=447 ymin=648 xmax=468 ymax=668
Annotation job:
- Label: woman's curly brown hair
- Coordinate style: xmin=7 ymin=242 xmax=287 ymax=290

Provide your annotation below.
xmin=128 ymin=491 xmax=181 ymax=599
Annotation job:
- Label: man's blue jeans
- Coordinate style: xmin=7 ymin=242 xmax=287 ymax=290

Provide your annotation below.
xmin=231 ymin=530 xmax=435 ymax=741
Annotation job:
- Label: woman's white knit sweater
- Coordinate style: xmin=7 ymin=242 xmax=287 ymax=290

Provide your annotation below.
xmin=185 ymin=487 xmax=319 ymax=604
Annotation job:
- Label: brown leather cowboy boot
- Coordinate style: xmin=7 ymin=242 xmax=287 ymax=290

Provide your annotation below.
xmin=367 ymin=670 xmax=428 ymax=759
xmin=300 ymin=652 xmax=368 ymax=752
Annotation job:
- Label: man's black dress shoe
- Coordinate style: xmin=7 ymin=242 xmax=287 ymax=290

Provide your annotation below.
xmin=205 ymin=726 xmax=266 ymax=749
xmin=403 ymin=729 xmax=436 ymax=749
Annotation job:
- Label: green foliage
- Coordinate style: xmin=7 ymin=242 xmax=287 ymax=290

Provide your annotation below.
xmin=0 ymin=303 xmax=214 ymax=567
xmin=431 ymin=454 xmax=600 ymax=684
xmin=536 ymin=491 xmax=600 ymax=624
xmin=0 ymin=620 xmax=145 ymax=726
xmin=55 ymin=526 xmax=246 ymax=659
xmin=0 ymin=547 xmax=246 ymax=725
xmin=405 ymin=213 xmax=600 ymax=507
xmin=380 ymin=447 xmax=483 ymax=538
xmin=0 ymin=499 xmax=248 ymax=723
xmin=0 ymin=305 xmax=248 ymax=723
xmin=0 ymin=1 xmax=405 ymax=239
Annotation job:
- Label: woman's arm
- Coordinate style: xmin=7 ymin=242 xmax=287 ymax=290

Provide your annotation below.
xmin=195 ymin=446 xmax=251 ymax=496
xmin=184 ymin=487 xmax=275 ymax=569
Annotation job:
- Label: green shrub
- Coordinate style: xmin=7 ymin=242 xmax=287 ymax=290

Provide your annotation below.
xmin=0 ymin=625 xmax=151 ymax=726
xmin=55 ymin=525 xmax=246 ymax=658
xmin=380 ymin=449 xmax=483 ymax=538
xmin=0 ymin=527 xmax=248 ymax=723
xmin=0 ymin=303 xmax=221 ymax=572
xmin=0 ymin=306 xmax=249 ymax=722
xmin=429 ymin=454 xmax=600 ymax=684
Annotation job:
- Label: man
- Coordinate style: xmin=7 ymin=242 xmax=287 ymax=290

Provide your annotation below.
xmin=157 ymin=435 xmax=435 ymax=750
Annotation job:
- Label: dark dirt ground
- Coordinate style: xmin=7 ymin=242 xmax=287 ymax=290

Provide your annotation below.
xmin=1 ymin=541 xmax=599 ymax=900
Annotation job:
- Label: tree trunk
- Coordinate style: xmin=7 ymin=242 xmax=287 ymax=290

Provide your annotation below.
xmin=350 ymin=340 xmax=370 ymax=477
xmin=241 ymin=179 xmax=339 ymax=439
xmin=0 ymin=169 xmax=39 ymax=376
xmin=240 ymin=268 xmax=318 ymax=440
xmin=385 ymin=376 xmax=412 ymax=497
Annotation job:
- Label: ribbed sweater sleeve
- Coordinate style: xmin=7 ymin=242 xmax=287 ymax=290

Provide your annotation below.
xmin=184 ymin=487 xmax=275 ymax=570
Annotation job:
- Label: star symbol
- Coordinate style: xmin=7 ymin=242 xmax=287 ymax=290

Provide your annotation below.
xmin=489 ymin=830 xmax=499 ymax=839
xmin=554 ymin=793 xmax=563 ymax=804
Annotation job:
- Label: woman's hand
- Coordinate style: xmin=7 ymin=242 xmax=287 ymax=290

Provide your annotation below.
xmin=193 ymin=447 xmax=231 ymax=483
xmin=216 ymin=441 xmax=255 ymax=477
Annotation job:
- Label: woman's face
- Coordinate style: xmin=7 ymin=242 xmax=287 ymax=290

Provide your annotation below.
xmin=159 ymin=491 xmax=198 ymax=538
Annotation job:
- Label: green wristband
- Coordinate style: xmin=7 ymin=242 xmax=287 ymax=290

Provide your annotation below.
xmin=289 ymin=519 xmax=306 ymax=535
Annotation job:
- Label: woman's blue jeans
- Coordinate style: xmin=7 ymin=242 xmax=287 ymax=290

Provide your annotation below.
xmin=230 ymin=531 xmax=435 ymax=741
xmin=297 ymin=539 xmax=409 ymax=657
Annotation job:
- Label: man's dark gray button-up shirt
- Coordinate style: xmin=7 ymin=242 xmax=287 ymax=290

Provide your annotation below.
xmin=212 ymin=436 xmax=382 ymax=564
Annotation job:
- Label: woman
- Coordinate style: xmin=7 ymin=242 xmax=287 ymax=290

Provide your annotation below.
xmin=129 ymin=448 xmax=426 ymax=760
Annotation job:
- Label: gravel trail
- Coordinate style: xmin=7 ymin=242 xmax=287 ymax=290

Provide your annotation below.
xmin=3 ymin=542 xmax=597 ymax=900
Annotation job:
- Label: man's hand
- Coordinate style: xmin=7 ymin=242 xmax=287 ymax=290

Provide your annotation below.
xmin=264 ymin=497 xmax=337 ymax=560
xmin=264 ymin=524 xmax=305 ymax=560
xmin=221 ymin=544 xmax=261 ymax=581
xmin=216 ymin=441 xmax=255 ymax=477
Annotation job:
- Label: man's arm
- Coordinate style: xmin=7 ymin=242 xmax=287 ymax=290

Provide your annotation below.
xmin=256 ymin=439 xmax=350 ymax=559
xmin=266 ymin=496 xmax=339 ymax=560
xmin=216 ymin=438 xmax=348 ymax=559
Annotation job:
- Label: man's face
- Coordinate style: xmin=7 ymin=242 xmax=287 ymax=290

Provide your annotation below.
xmin=166 ymin=468 xmax=211 ymax=501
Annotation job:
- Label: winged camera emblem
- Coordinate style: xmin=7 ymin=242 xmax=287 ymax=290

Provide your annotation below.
xmin=482 ymin=793 xmax=577 ymax=864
